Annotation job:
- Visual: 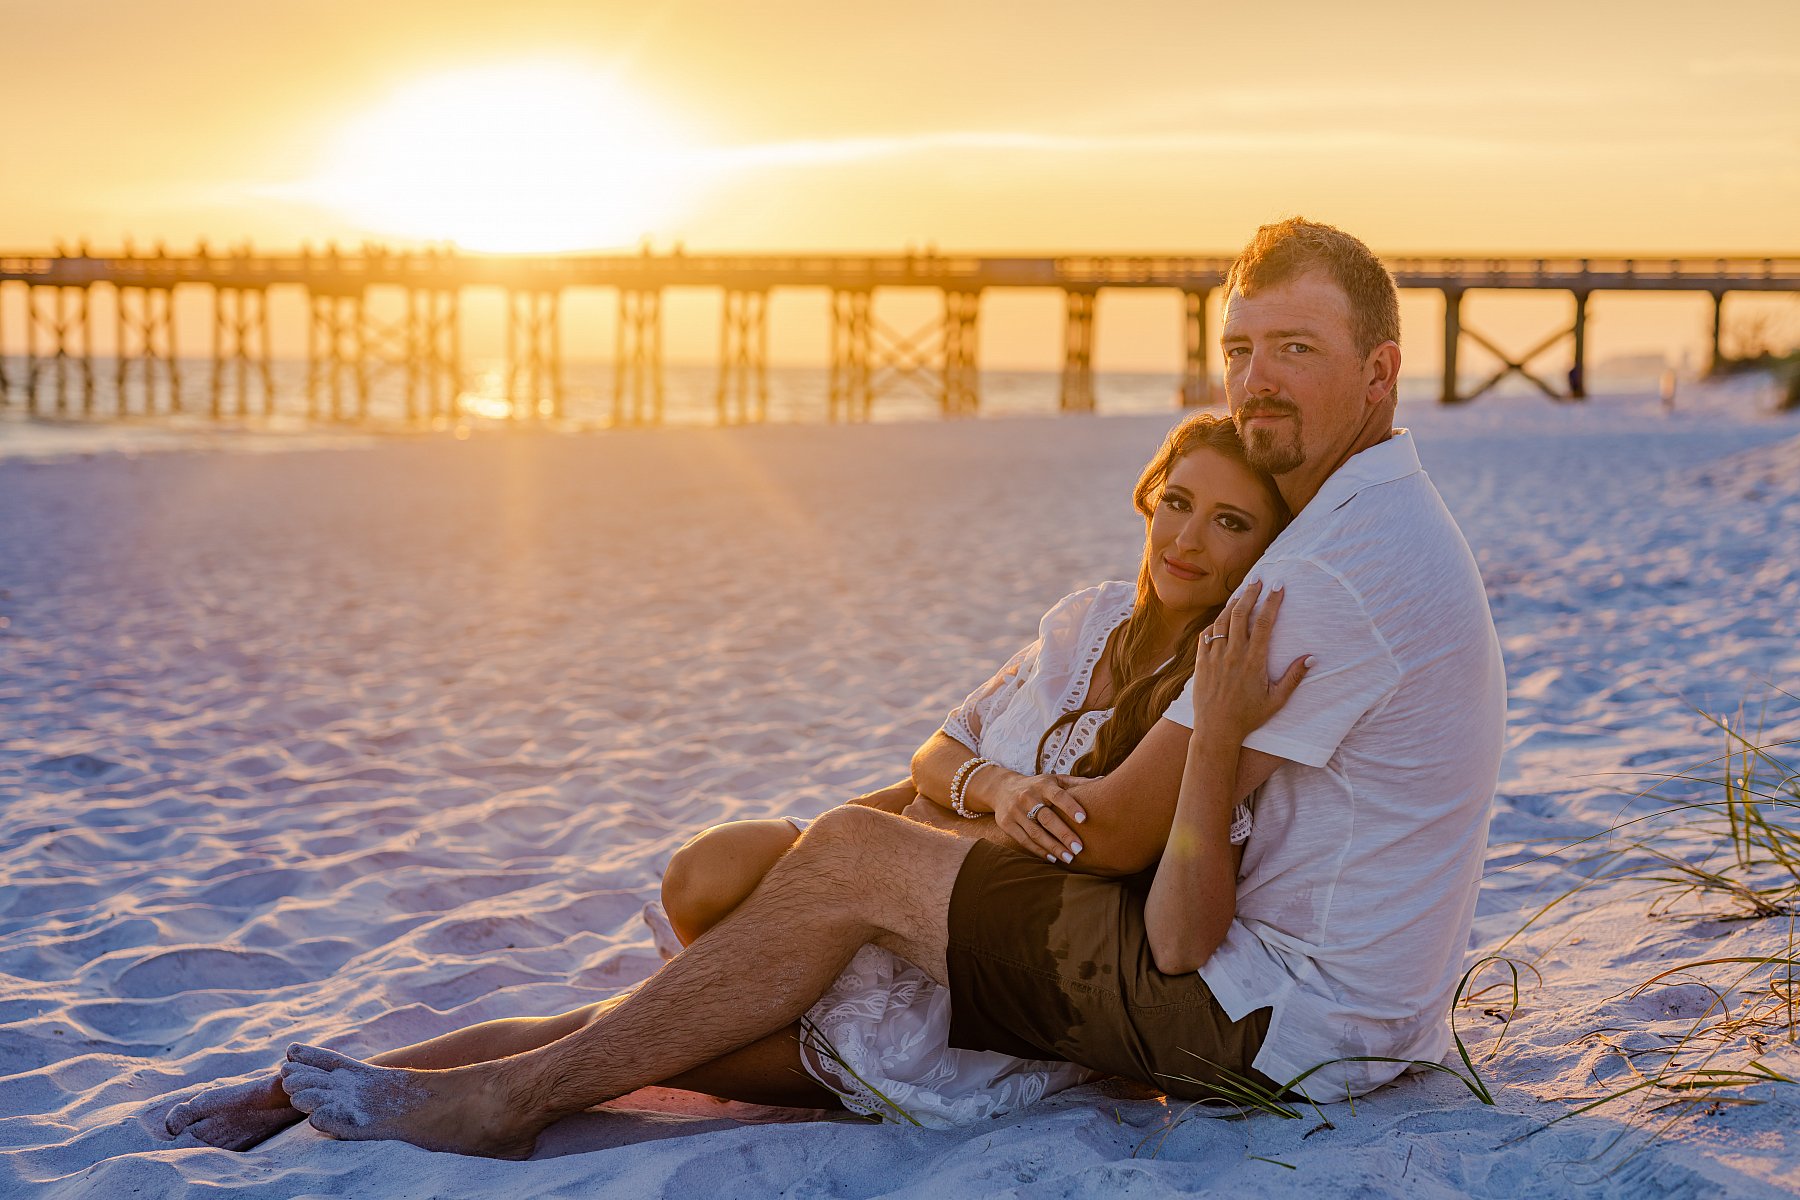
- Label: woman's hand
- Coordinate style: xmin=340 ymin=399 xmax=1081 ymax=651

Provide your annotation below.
xmin=1192 ymin=580 xmax=1311 ymax=743
xmin=979 ymin=768 xmax=1094 ymax=864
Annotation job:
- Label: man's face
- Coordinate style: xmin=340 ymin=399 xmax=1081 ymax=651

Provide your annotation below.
xmin=1221 ymin=269 xmax=1374 ymax=481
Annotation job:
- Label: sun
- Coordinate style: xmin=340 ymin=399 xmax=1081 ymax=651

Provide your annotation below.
xmin=302 ymin=61 xmax=700 ymax=252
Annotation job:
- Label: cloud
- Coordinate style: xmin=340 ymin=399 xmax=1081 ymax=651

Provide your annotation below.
xmin=695 ymin=126 xmax=1505 ymax=171
xmin=1686 ymin=54 xmax=1800 ymax=78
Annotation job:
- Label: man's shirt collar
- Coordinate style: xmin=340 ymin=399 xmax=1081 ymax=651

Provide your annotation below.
xmin=1301 ymin=428 xmax=1421 ymax=518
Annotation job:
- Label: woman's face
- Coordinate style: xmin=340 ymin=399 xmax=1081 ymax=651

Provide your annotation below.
xmin=1145 ymin=446 xmax=1283 ymax=619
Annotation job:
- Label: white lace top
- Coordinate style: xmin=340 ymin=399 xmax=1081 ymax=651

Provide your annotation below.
xmin=941 ymin=581 xmax=1133 ymax=777
xmin=796 ymin=582 xmax=1250 ymax=1126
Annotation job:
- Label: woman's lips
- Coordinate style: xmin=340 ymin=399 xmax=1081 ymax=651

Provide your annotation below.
xmin=1162 ymin=557 xmax=1205 ymax=582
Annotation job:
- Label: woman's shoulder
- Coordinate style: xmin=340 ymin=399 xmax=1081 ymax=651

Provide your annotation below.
xmin=1037 ymin=580 xmax=1137 ymax=634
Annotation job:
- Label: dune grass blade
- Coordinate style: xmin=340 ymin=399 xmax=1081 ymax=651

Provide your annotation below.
xmin=796 ymin=1016 xmax=924 ymax=1127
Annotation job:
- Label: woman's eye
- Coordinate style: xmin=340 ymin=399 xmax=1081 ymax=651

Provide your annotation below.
xmin=1162 ymin=495 xmax=1190 ymax=512
xmin=1217 ymin=515 xmax=1248 ymax=532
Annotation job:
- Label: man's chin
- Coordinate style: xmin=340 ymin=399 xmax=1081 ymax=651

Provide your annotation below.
xmin=1244 ymin=437 xmax=1303 ymax=476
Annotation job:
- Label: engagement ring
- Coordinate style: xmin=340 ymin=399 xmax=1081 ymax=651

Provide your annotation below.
xmin=1203 ymin=631 xmax=1227 ymax=646
xmin=1026 ymin=802 xmax=1048 ymax=823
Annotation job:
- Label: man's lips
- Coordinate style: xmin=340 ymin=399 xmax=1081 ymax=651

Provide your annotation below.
xmin=1161 ymin=557 xmax=1205 ymax=581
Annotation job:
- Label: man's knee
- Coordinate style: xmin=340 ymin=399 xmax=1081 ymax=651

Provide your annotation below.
xmin=793 ymin=804 xmax=908 ymax=869
xmin=795 ymin=804 xmax=968 ymax=901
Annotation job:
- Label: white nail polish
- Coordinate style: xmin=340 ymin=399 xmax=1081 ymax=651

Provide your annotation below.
xmin=1071 ymin=842 xmax=1083 ymax=854
xmin=1075 ymin=812 xmax=1086 ymax=823
xmin=1046 ymin=854 xmax=1057 ymax=863
xmin=1061 ymin=851 xmax=1073 ymax=863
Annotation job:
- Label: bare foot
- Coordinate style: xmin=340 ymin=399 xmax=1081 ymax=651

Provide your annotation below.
xmin=279 ymin=1043 xmax=541 ymax=1159
xmin=164 ymin=1074 xmax=303 ymax=1151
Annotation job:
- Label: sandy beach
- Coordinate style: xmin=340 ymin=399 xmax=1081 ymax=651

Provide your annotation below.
xmin=4 ymin=388 xmax=1800 ymax=1197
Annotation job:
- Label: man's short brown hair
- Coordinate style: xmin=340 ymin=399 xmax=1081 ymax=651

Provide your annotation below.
xmin=1225 ymin=217 xmax=1400 ymax=356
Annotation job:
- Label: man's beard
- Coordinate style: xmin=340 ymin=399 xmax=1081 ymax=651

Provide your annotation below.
xmin=1236 ymin=405 xmax=1304 ymax=475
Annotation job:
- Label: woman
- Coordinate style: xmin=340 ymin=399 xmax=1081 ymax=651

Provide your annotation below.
xmin=162 ymin=412 xmax=1290 ymax=1150
xmin=653 ymin=410 xmax=1290 ymax=1125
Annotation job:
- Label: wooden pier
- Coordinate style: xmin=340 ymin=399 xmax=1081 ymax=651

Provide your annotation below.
xmin=2 ymin=245 xmax=1796 ymax=423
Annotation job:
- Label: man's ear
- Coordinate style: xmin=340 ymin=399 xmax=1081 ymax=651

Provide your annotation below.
xmin=1364 ymin=340 xmax=1401 ymax=406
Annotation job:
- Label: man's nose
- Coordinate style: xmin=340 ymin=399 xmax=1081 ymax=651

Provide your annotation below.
xmin=1242 ymin=350 xmax=1278 ymax=396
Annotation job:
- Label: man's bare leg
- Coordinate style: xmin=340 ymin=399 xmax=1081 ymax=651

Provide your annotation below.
xmin=165 ymin=995 xmax=631 ymax=1150
xmin=279 ymin=806 xmax=971 ymax=1157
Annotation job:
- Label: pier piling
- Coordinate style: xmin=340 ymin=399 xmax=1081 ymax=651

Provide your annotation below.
xmin=2 ymin=248 xmax=1793 ymax=424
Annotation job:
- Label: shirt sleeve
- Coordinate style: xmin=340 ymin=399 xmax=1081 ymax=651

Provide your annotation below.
xmin=943 ymin=585 xmax=1104 ymax=751
xmin=941 ymin=639 xmax=1038 ymax=750
xmin=1159 ymin=560 xmax=1399 ymax=769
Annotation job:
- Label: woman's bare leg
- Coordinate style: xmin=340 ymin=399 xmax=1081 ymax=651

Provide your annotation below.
xmin=661 ymin=819 xmax=802 ymax=945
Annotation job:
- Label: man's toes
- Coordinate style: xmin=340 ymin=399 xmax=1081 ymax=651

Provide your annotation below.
xmin=285 ymin=1042 xmax=362 ymax=1071
xmin=164 ymin=1101 xmax=195 ymax=1136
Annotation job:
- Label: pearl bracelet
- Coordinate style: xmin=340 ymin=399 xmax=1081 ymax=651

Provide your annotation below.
xmin=948 ymin=755 xmax=992 ymax=819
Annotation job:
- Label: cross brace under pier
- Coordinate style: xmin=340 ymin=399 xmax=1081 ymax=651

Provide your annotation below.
xmin=1441 ymin=288 xmax=1589 ymax=404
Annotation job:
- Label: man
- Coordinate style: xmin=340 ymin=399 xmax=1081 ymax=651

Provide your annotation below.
xmin=166 ymin=218 xmax=1504 ymax=1157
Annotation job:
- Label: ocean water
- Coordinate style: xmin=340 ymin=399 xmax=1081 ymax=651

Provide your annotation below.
xmin=0 ymin=351 xmax=1702 ymax=437
xmin=0 ymin=357 xmax=1191 ymax=428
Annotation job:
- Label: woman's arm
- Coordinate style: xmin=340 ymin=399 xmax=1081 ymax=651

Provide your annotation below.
xmin=911 ymin=730 xmax=1090 ymax=862
xmin=1143 ymin=582 xmax=1308 ymax=972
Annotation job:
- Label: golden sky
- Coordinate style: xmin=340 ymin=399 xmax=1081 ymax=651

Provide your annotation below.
xmin=3 ymin=0 xmax=1797 ymax=369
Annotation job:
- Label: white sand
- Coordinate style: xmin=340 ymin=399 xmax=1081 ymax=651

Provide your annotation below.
xmin=3 ymin=387 xmax=1799 ymax=1197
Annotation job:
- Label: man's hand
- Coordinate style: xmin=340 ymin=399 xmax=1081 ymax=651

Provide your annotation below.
xmin=846 ymin=779 xmax=917 ymax=814
xmin=901 ymin=793 xmax=966 ymax=830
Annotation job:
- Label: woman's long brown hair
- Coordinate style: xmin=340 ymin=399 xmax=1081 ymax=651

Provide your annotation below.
xmin=1033 ymin=413 xmax=1289 ymax=776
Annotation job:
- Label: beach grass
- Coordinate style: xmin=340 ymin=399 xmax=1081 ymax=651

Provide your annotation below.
xmin=1494 ymin=689 xmax=1800 ymax=1171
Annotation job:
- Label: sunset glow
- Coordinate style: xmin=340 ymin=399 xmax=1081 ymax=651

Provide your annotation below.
xmin=297 ymin=62 xmax=701 ymax=252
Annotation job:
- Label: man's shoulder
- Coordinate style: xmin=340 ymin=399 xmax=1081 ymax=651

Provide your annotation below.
xmin=1292 ymin=472 xmax=1473 ymax=577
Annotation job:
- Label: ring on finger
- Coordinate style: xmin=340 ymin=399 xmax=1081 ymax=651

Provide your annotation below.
xmin=1203 ymin=630 xmax=1227 ymax=646
xmin=1026 ymin=802 xmax=1048 ymax=823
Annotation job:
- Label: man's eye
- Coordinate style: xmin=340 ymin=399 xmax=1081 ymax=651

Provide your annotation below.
xmin=1285 ymin=342 xmax=1312 ymax=353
